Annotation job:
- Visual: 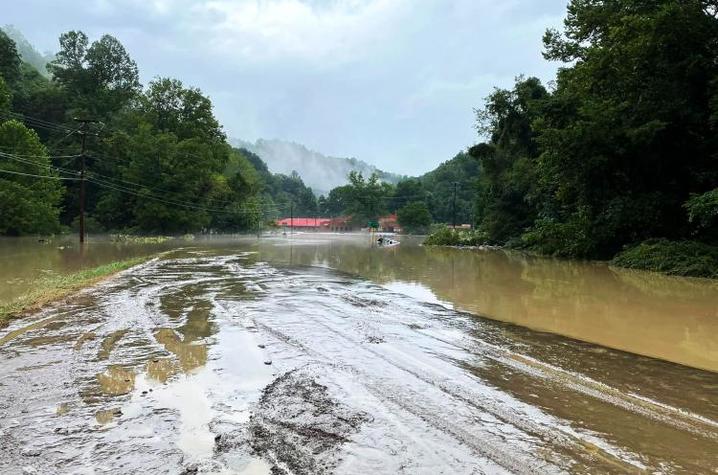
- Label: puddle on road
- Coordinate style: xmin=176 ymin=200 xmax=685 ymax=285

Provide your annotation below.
xmin=154 ymin=328 xmax=208 ymax=373
xmin=1 ymin=242 xmax=717 ymax=474
xmin=96 ymin=366 xmax=135 ymax=396
xmin=97 ymin=329 xmax=128 ymax=359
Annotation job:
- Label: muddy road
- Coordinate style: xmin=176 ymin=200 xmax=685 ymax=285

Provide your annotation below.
xmin=1 ymin=245 xmax=718 ymax=474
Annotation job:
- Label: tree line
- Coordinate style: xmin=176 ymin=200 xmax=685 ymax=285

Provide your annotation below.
xmin=0 ymin=28 xmax=316 ymax=235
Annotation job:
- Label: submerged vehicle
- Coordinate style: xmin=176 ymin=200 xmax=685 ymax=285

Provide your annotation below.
xmin=377 ymin=235 xmax=400 ymax=247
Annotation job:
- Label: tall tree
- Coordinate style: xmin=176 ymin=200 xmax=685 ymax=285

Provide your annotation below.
xmin=48 ymin=31 xmax=140 ymax=117
xmin=0 ymin=119 xmax=63 ymax=234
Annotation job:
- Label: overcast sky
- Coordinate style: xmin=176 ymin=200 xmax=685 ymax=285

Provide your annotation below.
xmin=5 ymin=0 xmax=567 ymax=175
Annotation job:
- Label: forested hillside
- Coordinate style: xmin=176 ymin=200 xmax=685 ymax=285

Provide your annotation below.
xmin=235 ymin=138 xmax=403 ymax=197
xmin=464 ymin=0 xmax=718 ymax=265
xmin=0 ymin=29 xmax=281 ymax=234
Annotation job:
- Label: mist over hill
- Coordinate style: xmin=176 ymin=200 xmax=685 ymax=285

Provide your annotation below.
xmin=1 ymin=25 xmax=54 ymax=76
xmin=233 ymin=138 xmax=404 ymax=197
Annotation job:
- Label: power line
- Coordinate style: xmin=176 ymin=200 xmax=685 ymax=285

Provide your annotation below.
xmin=0 ymin=112 xmax=75 ymax=134
xmin=0 ymin=168 xmax=79 ymax=180
xmin=0 ymin=152 xmax=81 ymax=177
xmin=85 ymin=175 xmax=286 ymax=215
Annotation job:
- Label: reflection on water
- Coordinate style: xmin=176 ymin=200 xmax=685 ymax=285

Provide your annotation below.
xmin=0 ymin=235 xmax=176 ymax=304
xmin=96 ymin=366 xmax=135 ymax=395
xmin=246 ymin=235 xmax=718 ymax=372
xmin=2 ymin=234 xmax=718 ymax=371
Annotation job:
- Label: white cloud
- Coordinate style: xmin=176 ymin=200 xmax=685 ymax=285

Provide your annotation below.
xmin=5 ymin=0 xmax=568 ymax=174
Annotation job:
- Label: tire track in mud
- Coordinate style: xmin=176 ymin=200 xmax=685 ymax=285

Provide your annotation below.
xmin=245 ymin=272 xmax=718 ymax=474
xmin=2 ymin=254 xmax=717 ymax=474
xmin=254 ymin=310 xmax=629 ymax=475
xmin=386 ymin=302 xmax=718 ymax=443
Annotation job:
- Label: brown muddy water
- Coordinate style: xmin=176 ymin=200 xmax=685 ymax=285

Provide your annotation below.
xmin=0 ymin=234 xmax=717 ymax=474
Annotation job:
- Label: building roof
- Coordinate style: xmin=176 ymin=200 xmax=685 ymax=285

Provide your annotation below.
xmin=276 ymin=217 xmax=331 ymax=227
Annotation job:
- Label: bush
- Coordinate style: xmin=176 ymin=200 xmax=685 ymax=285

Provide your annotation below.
xmin=424 ymin=225 xmax=487 ymax=246
xmin=611 ymin=239 xmax=718 ymax=278
xmin=520 ymin=209 xmax=599 ymax=258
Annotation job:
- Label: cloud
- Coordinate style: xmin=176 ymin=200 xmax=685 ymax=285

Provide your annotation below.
xmin=4 ymin=0 xmax=568 ymax=175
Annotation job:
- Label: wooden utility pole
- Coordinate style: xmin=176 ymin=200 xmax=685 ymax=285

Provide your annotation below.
xmin=452 ymin=181 xmax=458 ymax=229
xmin=73 ymin=118 xmax=98 ymax=244
xmin=290 ymin=202 xmax=294 ymax=235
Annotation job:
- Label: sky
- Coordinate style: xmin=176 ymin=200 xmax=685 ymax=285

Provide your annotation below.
xmin=4 ymin=0 xmax=567 ymax=175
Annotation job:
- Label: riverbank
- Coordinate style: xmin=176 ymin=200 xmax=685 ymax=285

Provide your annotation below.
xmin=0 ymin=255 xmax=153 ymax=326
xmin=424 ymin=228 xmax=718 ymax=279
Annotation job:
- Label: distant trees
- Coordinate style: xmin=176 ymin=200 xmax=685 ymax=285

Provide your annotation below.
xmin=397 ymin=202 xmax=431 ymax=234
xmin=344 ymin=171 xmax=391 ymax=225
xmin=237 ymin=148 xmax=318 ymax=219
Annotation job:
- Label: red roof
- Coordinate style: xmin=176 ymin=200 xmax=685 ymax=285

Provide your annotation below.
xmin=276 ymin=217 xmax=331 ymax=227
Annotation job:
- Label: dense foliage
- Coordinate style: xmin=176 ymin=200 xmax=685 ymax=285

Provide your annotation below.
xmin=0 ymin=28 xmax=271 ymax=235
xmin=397 ymin=202 xmax=432 ymax=234
xmin=611 ymin=240 xmax=718 ymax=278
xmin=463 ymin=0 xmax=718 ymax=269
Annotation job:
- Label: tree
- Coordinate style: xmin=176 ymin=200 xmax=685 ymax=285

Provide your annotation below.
xmin=48 ymin=31 xmax=140 ymax=117
xmin=345 ymin=171 xmax=390 ymax=225
xmin=473 ymin=77 xmax=547 ymax=244
xmin=397 ymin=201 xmax=432 ymax=234
xmin=0 ymin=119 xmax=63 ymax=234
xmin=0 ymin=29 xmax=20 ymax=84
xmin=390 ymin=178 xmax=425 ymax=212
xmin=419 ymin=151 xmax=479 ymax=224
xmin=322 ymin=184 xmax=353 ymax=216
xmin=141 ymin=78 xmax=224 ymax=143
xmin=530 ymin=0 xmax=718 ymax=257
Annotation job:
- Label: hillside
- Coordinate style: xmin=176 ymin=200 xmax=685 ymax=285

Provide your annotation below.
xmin=1 ymin=25 xmax=54 ymax=76
xmin=418 ymin=151 xmax=480 ymax=225
xmin=233 ymin=138 xmax=403 ymax=196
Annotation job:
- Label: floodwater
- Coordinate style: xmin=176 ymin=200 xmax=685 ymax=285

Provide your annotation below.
xmin=0 ymin=234 xmax=717 ymax=474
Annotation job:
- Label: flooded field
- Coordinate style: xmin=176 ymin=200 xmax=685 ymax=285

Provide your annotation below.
xmin=1 ymin=234 xmax=717 ymax=474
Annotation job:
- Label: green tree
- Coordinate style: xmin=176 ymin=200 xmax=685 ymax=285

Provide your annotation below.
xmin=0 ymin=29 xmax=20 ymax=84
xmin=529 ymin=0 xmax=718 ymax=257
xmin=397 ymin=201 xmax=432 ymax=234
xmin=321 ymin=184 xmax=353 ymax=217
xmin=0 ymin=119 xmax=63 ymax=234
xmin=48 ymin=31 xmax=140 ymax=117
xmin=141 ymin=77 xmax=224 ymax=143
xmin=472 ymin=77 xmax=547 ymax=243
xmin=345 ymin=171 xmax=390 ymax=225
xmin=390 ymin=178 xmax=425 ymax=212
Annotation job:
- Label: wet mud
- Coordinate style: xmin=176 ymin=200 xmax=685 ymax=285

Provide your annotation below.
xmin=0 ymin=246 xmax=717 ymax=474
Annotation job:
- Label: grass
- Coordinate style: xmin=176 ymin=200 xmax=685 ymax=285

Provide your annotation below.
xmin=611 ymin=239 xmax=718 ymax=278
xmin=110 ymin=234 xmax=172 ymax=244
xmin=0 ymin=256 xmax=153 ymax=326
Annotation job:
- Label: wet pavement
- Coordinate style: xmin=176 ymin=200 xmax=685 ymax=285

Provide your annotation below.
xmin=1 ymin=242 xmax=718 ymax=474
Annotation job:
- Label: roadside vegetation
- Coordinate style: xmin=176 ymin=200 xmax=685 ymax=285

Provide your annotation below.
xmin=0 ymin=28 xmax=316 ymax=236
xmin=611 ymin=240 xmax=718 ymax=279
xmin=423 ymin=226 xmax=486 ymax=247
xmin=0 ymin=256 xmax=152 ymax=325
xmin=422 ymin=0 xmax=718 ymax=278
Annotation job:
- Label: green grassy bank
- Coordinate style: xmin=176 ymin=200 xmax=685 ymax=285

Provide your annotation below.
xmin=0 ymin=256 xmax=153 ymax=326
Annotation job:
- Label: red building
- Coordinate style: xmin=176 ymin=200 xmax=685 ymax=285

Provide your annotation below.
xmin=276 ymin=217 xmax=331 ymax=231
xmin=379 ymin=214 xmax=402 ymax=233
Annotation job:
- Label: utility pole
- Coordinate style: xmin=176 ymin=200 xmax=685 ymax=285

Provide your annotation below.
xmin=74 ymin=118 xmax=98 ymax=244
xmin=452 ymin=181 xmax=458 ymax=229
xmin=290 ymin=202 xmax=294 ymax=236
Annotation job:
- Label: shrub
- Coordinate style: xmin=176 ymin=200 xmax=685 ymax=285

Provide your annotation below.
xmin=611 ymin=239 xmax=718 ymax=278
xmin=424 ymin=225 xmax=487 ymax=246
